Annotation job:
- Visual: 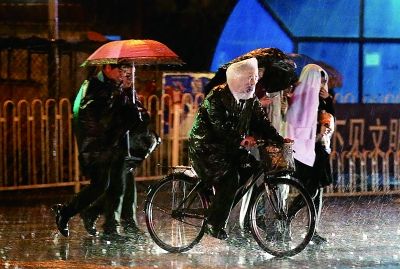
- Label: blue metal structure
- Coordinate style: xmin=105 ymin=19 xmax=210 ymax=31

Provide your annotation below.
xmin=211 ymin=0 xmax=400 ymax=103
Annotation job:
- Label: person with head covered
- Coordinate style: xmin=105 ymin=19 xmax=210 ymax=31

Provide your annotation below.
xmin=188 ymin=58 xmax=288 ymax=240
xmin=286 ymin=63 xmax=334 ymax=244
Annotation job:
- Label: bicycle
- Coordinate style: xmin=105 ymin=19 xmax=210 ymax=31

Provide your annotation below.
xmin=144 ymin=141 xmax=316 ymax=257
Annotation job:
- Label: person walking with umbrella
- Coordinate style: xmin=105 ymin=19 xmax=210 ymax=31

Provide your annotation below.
xmin=52 ymin=39 xmax=182 ymax=238
xmin=52 ymin=62 xmax=141 ymax=237
xmin=78 ymin=65 xmax=160 ymax=237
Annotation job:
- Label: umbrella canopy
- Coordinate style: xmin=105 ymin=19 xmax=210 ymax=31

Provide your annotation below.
xmin=81 ymin=39 xmax=184 ymax=67
xmin=205 ymin=48 xmax=297 ymax=95
xmin=287 ymin=53 xmax=343 ymax=89
xmin=287 ymin=53 xmax=315 ymax=76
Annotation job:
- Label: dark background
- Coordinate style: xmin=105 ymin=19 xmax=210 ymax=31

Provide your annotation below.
xmin=80 ymin=0 xmax=237 ymax=71
xmin=0 ymin=0 xmax=237 ymax=71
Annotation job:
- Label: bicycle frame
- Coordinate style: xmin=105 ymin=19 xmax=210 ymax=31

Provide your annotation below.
xmin=144 ymin=143 xmax=315 ymax=256
xmin=169 ymin=172 xmax=208 ymax=221
xmin=168 ymin=163 xmax=293 ymax=222
xmin=231 ymin=165 xmax=293 ymax=213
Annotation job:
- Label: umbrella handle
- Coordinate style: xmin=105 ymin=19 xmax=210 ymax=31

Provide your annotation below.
xmin=132 ymin=87 xmax=144 ymax=122
xmin=132 ymin=87 xmax=136 ymax=104
xmin=126 ymin=130 xmax=131 ymax=158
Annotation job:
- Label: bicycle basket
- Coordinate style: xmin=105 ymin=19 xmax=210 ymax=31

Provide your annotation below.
xmin=262 ymin=143 xmax=295 ymax=173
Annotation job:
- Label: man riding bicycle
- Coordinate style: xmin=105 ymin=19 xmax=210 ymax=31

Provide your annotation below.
xmin=188 ymin=58 xmax=291 ymax=240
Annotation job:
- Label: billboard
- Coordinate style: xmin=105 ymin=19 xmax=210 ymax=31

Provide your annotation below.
xmin=162 ymin=72 xmax=214 ymax=103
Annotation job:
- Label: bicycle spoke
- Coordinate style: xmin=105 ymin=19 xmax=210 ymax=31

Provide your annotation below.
xmin=250 ymin=177 xmax=316 ymax=257
xmin=144 ymin=174 xmax=207 ymax=252
xmin=147 ymin=203 xmax=171 ymax=215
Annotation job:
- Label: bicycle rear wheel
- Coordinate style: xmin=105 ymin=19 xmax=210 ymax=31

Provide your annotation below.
xmin=144 ymin=173 xmax=208 ymax=253
xmin=249 ymin=177 xmax=316 ymax=257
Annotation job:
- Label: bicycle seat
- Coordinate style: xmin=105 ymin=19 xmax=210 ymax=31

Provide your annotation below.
xmin=171 ymin=165 xmax=198 ymax=178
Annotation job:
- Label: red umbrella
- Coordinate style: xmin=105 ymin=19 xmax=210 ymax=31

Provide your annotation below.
xmin=81 ymin=39 xmax=184 ymax=66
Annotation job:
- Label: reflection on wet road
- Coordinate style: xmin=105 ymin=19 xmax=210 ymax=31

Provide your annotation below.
xmin=0 ymin=192 xmax=400 ymax=268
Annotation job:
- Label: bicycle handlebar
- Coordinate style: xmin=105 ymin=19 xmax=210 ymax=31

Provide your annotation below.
xmin=254 ymin=139 xmax=294 ymax=147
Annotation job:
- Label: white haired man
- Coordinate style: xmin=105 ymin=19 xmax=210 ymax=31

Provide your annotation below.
xmin=188 ymin=58 xmax=289 ymax=239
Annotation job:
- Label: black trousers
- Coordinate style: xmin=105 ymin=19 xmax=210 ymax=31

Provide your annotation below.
xmin=64 ymin=152 xmax=125 ymax=229
xmin=294 ymin=160 xmax=319 ymax=196
xmin=121 ymin=167 xmax=137 ymax=223
xmin=80 ymin=159 xmax=138 ymax=227
xmin=207 ymin=166 xmax=253 ymax=230
xmin=293 ymin=159 xmax=324 ymax=229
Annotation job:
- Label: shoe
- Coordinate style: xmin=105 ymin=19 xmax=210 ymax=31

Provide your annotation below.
xmin=101 ymin=232 xmax=125 ymax=241
xmin=239 ymin=225 xmax=252 ymax=236
xmin=51 ymin=204 xmax=70 ymax=237
xmin=80 ymin=211 xmax=98 ymax=236
xmin=103 ymin=223 xmax=120 ymax=236
xmin=102 ymin=226 xmax=125 ymax=241
xmin=311 ymin=232 xmax=327 ymax=245
xmin=123 ymin=222 xmax=145 ymax=236
xmin=206 ymin=225 xmax=228 ymax=240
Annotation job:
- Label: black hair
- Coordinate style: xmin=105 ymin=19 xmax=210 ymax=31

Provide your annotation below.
xmin=108 ymin=62 xmax=131 ymax=69
xmin=109 ymin=64 xmax=120 ymax=69
xmin=260 ymin=60 xmax=298 ymax=93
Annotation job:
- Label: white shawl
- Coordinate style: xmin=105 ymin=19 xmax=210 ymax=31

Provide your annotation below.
xmin=286 ymin=64 xmax=328 ymax=166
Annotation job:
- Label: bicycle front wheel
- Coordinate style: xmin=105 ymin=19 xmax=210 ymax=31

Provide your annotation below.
xmin=249 ymin=177 xmax=316 ymax=257
xmin=144 ymin=173 xmax=208 ymax=253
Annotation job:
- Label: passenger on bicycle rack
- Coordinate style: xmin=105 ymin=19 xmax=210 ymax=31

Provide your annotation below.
xmin=188 ymin=58 xmax=291 ymax=240
xmin=286 ymin=64 xmax=332 ymax=244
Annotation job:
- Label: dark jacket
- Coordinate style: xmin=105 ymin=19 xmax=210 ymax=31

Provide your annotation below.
xmin=319 ymin=95 xmax=335 ymax=115
xmin=188 ymin=84 xmax=284 ymax=182
xmin=73 ymin=72 xmax=140 ymax=175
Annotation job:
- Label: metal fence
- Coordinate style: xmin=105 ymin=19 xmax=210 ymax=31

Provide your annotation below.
xmin=326 ymin=149 xmax=400 ymax=195
xmin=1 ymin=94 xmax=399 ymax=195
xmin=0 ymin=98 xmax=78 ymax=190
xmin=0 ymin=93 xmax=202 ymax=192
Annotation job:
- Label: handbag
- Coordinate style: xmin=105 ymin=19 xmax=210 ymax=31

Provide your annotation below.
xmin=128 ymin=129 xmax=161 ymax=161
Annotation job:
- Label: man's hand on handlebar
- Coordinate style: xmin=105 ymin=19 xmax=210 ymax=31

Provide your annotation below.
xmin=240 ymin=136 xmax=257 ymax=150
xmin=241 ymin=137 xmax=294 ymax=149
xmin=283 ymin=138 xmax=294 ymax=144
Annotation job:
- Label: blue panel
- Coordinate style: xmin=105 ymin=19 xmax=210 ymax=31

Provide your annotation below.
xmin=104 ymin=35 xmax=121 ymax=41
xmin=265 ymin=0 xmax=359 ymax=37
xmin=298 ymin=42 xmax=359 ymax=103
xmin=363 ymin=44 xmax=400 ymax=103
xmin=365 ymin=0 xmax=400 ymax=38
xmin=210 ymin=0 xmax=293 ymax=71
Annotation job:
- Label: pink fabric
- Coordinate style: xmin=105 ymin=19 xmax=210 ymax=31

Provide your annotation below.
xmin=286 ymin=64 xmax=328 ymax=166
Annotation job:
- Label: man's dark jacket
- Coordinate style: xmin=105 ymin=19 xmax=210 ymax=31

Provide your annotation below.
xmin=73 ymin=72 xmax=140 ymax=175
xmin=188 ymin=84 xmax=284 ymax=183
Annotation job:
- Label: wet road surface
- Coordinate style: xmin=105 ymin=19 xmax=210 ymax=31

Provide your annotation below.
xmin=0 ymin=187 xmax=400 ymax=269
